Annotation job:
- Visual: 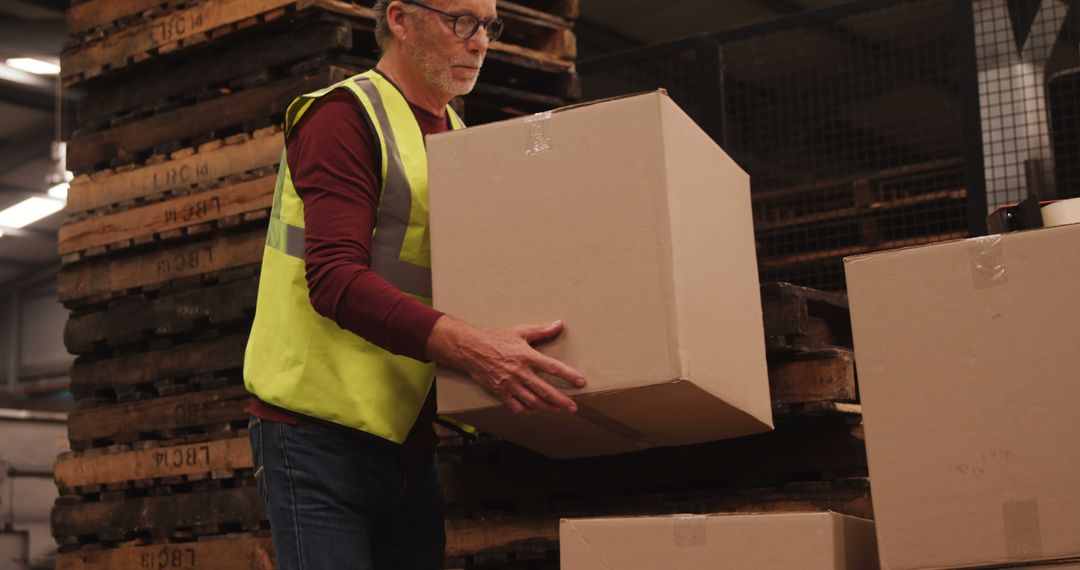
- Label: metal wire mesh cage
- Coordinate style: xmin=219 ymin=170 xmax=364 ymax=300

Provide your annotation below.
xmin=580 ymin=0 xmax=995 ymax=290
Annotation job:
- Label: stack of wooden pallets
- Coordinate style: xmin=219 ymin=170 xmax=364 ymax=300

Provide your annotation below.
xmin=51 ymin=1 xmax=578 ymax=568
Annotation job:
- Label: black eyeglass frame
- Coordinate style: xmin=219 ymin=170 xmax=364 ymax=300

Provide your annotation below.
xmin=400 ymin=0 xmax=504 ymax=42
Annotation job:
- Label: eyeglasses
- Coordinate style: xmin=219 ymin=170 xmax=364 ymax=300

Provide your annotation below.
xmin=401 ymin=0 xmax=504 ymax=42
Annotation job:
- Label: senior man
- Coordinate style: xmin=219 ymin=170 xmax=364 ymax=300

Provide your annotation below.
xmin=243 ymin=1 xmax=586 ymax=568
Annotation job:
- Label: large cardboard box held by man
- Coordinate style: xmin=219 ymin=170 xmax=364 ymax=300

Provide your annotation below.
xmin=426 ymin=91 xmax=772 ymax=459
xmin=560 ymin=512 xmax=879 ymax=569
xmin=844 ymin=223 xmax=1080 ymax=570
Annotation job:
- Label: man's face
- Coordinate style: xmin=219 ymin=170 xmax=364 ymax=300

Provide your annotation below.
xmin=404 ymin=0 xmax=496 ymax=97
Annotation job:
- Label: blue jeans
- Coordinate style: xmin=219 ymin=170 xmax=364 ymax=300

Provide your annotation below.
xmin=249 ymin=416 xmax=446 ymax=570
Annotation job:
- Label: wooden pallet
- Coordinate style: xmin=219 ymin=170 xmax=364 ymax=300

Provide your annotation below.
xmin=65 ymin=273 xmax=256 ymax=353
xmin=752 ymin=159 xmax=966 ymax=231
xmin=56 ymin=434 xmax=252 ymax=495
xmin=57 ymin=226 xmax=265 ymax=306
xmin=760 ymin=282 xmax=851 ymax=353
xmin=67 ymin=0 xmax=578 ymax=39
xmin=60 ymin=172 xmax=275 ymax=260
xmin=67 ymin=127 xmax=282 ymax=218
xmin=67 ymin=65 xmax=350 ymax=173
xmin=462 ymin=80 xmax=568 ymax=125
xmin=769 ymin=349 xmax=855 ymax=406
xmin=67 ymin=385 xmax=251 ymax=450
xmin=67 ymin=0 xmax=191 ymax=39
xmin=61 ymin=0 xmax=574 ymax=86
xmin=53 ymin=484 xmax=266 ymax=544
xmin=56 ymin=534 xmax=275 ymax=570
xmin=440 ymin=415 xmax=866 ymax=515
xmin=76 ymin=18 xmax=353 ymax=129
xmin=72 ymin=333 xmax=248 ymax=402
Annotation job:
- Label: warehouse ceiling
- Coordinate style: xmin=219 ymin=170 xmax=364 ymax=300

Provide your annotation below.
xmin=0 ymin=0 xmax=70 ymax=291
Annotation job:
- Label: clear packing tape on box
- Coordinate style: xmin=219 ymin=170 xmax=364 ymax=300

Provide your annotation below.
xmin=969 ymin=234 xmax=1007 ymax=289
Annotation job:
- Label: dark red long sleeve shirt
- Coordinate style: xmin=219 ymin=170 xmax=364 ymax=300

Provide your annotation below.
xmin=250 ymin=87 xmax=450 ymax=448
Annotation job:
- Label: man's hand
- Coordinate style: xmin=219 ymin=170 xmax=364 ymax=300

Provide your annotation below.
xmin=425 ymin=315 xmax=587 ymax=415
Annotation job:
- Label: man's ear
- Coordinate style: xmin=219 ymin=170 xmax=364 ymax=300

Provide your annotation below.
xmin=386 ymin=1 xmax=410 ymax=41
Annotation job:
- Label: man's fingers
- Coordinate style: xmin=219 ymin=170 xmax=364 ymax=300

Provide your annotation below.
xmin=521 ymin=370 xmax=578 ymax=414
xmin=515 ymin=320 xmax=564 ymax=344
xmin=531 ymin=353 xmax=587 ymax=389
xmin=508 ymin=384 xmax=545 ymax=412
xmin=512 ymin=383 xmax=560 ymax=413
xmin=503 ymin=394 xmax=529 ymax=415
xmin=514 ymin=376 xmax=564 ymax=413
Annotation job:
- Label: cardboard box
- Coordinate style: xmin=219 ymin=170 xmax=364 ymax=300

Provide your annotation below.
xmin=560 ymin=511 xmax=879 ymax=569
xmin=427 ymin=91 xmax=772 ymax=458
xmin=844 ymin=223 xmax=1080 ymax=570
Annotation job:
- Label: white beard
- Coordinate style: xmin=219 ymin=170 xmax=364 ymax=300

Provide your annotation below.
xmin=409 ymin=31 xmax=482 ymax=97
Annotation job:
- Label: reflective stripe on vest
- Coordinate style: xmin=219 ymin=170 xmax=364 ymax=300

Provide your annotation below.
xmin=265 ymin=75 xmax=463 ymax=299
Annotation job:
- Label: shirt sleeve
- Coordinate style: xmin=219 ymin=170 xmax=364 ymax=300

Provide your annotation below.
xmin=285 ymin=89 xmax=444 ymax=361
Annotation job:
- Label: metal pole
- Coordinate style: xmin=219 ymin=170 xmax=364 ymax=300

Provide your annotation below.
xmin=954 ymin=0 xmax=988 ymax=236
xmin=7 ymin=292 xmax=19 ymax=392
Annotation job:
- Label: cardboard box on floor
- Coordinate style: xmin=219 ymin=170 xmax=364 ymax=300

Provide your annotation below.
xmin=427 ymin=91 xmax=772 ymax=459
xmin=844 ymin=223 xmax=1080 ymax=570
xmin=560 ymin=511 xmax=879 ymax=570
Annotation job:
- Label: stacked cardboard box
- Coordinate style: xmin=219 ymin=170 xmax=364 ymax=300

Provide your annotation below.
xmin=845 ymin=223 xmax=1080 ymax=569
xmin=560 ymin=512 xmax=878 ymax=570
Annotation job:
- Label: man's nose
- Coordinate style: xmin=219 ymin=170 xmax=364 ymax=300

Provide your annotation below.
xmin=467 ymin=26 xmax=491 ymax=52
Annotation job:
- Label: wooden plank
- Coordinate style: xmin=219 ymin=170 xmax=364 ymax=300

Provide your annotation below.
xmin=64 ymin=277 xmax=257 ymax=355
xmin=67 ymin=129 xmax=282 ymax=216
xmin=52 ymin=485 xmax=265 ymax=542
xmin=489 ymin=39 xmax=574 ymax=71
xmin=59 ymin=173 xmax=276 ymax=255
xmin=78 ymin=19 xmax=353 ymax=127
xmin=497 ymin=0 xmax=570 ymax=28
xmin=753 ymin=188 xmax=967 ymax=232
xmin=56 ymin=436 xmax=253 ymax=491
xmin=769 ymin=350 xmax=857 ymax=405
xmin=71 ymin=334 xmax=248 ymax=393
xmin=57 ymin=227 xmax=266 ymax=304
xmin=751 ymin=158 xmax=965 ymax=204
xmin=508 ymin=0 xmax=578 ymax=19
xmin=56 ymin=536 xmax=275 ymax=570
xmin=67 ymin=0 xmax=174 ymax=36
xmin=67 ymin=385 xmax=251 ymax=444
xmin=757 ymin=231 xmax=967 ymax=269
xmin=68 ymin=67 xmax=348 ymax=172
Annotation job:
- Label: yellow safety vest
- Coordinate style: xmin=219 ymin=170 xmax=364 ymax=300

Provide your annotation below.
xmin=243 ymin=69 xmax=465 ymax=443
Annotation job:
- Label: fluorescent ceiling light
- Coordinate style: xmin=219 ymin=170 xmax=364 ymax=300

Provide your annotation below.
xmin=47 ymin=182 xmax=69 ymax=200
xmin=5 ymin=57 xmax=60 ymax=75
xmin=0 ymin=197 xmax=65 ymax=228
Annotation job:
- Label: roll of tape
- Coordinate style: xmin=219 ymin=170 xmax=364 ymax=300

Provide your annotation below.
xmin=1042 ymin=197 xmax=1080 ymax=228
